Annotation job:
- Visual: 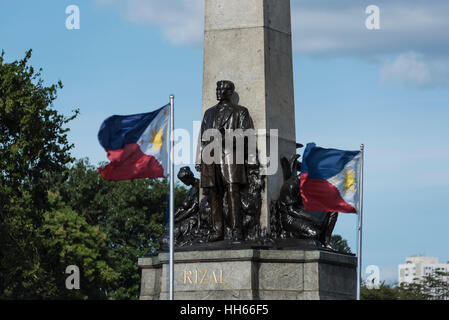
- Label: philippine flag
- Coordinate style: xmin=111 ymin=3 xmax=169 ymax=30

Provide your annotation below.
xmin=300 ymin=143 xmax=361 ymax=214
xmin=97 ymin=105 xmax=169 ymax=181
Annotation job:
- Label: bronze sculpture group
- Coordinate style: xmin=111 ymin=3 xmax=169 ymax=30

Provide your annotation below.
xmin=171 ymin=80 xmax=338 ymax=250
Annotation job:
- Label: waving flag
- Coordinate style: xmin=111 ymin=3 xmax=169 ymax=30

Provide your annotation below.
xmin=300 ymin=143 xmax=361 ymax=213
xmin=97 ymin=105 xmax=169 ymax=181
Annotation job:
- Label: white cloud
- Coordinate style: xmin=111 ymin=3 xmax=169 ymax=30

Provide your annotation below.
xmin=126 ymin=0 xmax=203 ymax=46
xmin=380 ymin=52 xmax=449 ymax=88
xmin=95 ymin=0 xmax=449 ymax=87
xmin=291 ymin=0 xmax=449 ymax=57
xmin=96 ymin=0 xmax=203 ymax=46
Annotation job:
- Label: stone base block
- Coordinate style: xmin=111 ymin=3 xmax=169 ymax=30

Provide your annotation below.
xmin=139 ymin=249 xmax=356 ymax=300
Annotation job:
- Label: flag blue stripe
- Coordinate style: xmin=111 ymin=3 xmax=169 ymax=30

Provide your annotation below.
xmin=302 ymin=143 xmax=360 ymax=180
xmin=98 ymin=105 xmax=167 ymax=150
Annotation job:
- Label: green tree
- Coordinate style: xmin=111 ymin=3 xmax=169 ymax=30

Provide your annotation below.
xmin=361 ymin=281 xmax=428 ymax=300
xmin=415 ymin=270 xmax=449 ymax=300
xmin=361 ymin=282 xmax=399 ymax=300
xmin=396 ymin=282 xmax=427 ymax=300
xmin=36 ymin=194 xmax=119 ymax=299
xmin=361 ymin=271 xmax=449 ymax=300
xmin=0 ymin=50 xmax=186 ymax=300
xmin=330 ymin=234 xmax=352 ymax=254
xmin=51 ymin=159 xmax=188 ymax=300
xmin=0 ymin=50 xmax=79 ymax=298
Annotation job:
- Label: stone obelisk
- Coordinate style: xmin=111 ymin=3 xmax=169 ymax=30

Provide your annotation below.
xmin=202 ymin=0 xmax=297 ymax=230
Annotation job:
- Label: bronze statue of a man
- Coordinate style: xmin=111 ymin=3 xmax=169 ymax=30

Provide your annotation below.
xmin=196 ymin=80 xmax=255 ymax=242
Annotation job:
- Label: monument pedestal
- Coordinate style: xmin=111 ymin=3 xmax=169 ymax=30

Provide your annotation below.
xmin=139 ymin=248 xmax=356 ymax=300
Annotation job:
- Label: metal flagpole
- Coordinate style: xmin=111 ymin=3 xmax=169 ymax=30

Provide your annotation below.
xmin=169 ymin=94 xmax=175 ymax=300
xmin=356 ymin=144 xmax=365 ymax=300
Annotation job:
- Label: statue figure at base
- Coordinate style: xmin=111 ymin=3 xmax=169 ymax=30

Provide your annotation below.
xmin=173 ymin=167 xmax=200 ymax=244
xmin=271 ymin=149 xmax=339 ymax=249
xmin=163 ymin=166 xmax=211 ymax=248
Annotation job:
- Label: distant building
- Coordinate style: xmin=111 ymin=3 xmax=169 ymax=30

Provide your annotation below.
xmin=398 ymin=256 xmax=449 ymax=285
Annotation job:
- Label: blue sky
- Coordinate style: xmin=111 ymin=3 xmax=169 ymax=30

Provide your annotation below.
xmin=1 ymin=0 xmax=449 ymax=283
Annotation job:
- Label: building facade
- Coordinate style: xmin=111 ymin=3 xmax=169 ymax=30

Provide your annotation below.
xmin=398 ymin=256 xmax=449 ymax=286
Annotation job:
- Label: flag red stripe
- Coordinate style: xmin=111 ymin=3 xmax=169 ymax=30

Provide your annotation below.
xmin=98 ymin=143 xmax=165 ymax=181
xmin=300 ymin=173 xmax=356 ymax=213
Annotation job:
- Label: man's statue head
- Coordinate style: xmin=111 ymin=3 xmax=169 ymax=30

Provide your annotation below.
xmin=177 ymin=166 xmax=196 ymax=186
xmin=216 ymin=80 xmax=235 ymax=102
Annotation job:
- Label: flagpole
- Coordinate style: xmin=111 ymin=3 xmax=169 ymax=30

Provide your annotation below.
xmin=169 ymin=94 xmax=175 ymax=300
xmin=356 ymin=144 xmax=365 ymax=300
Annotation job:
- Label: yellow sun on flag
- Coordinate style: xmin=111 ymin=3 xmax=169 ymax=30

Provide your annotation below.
xmin=150 ymin=126 xmax=164 ymax=152
xmin=343 ymin=168 xmax=356 ymax=195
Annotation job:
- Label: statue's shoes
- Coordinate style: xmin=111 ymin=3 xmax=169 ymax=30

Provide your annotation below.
xmin=231 ymin=230 xmax=244 ymax=242
xmin=209 ymin=233 xmax=224 ymax=242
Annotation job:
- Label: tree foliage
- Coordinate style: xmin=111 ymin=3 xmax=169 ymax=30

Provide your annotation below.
xmin=35 ymin=194 xmax=119 ymax=299
xmin=361 ymin=282 xmax=400 ymax=300
xmin=330 ymin=234 xmax=352 ymax=254
xmin=0 ymin=50 xmax=79 ymax=298
xmin=361 ymin=271 xmax=449 ymax=300
xmin=0 ymin=50 xmax=78 ymax=207
xmin=0 ymin=51 xmax=186 ymax=300
xmin=418 ymin=271 xmax=449 ymax=300
xmin=50 ymin=159 xmax=187 ymax=300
